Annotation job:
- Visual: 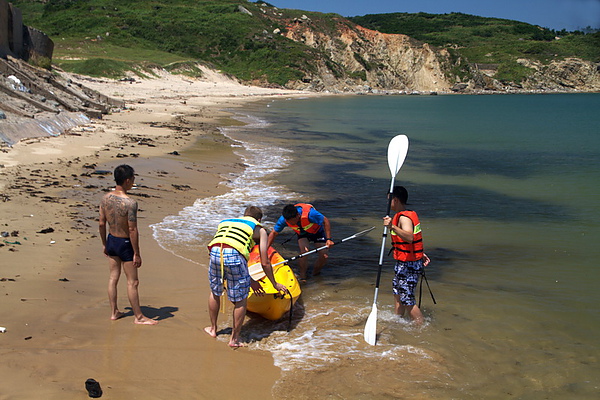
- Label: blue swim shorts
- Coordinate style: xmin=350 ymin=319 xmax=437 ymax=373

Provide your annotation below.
xmin=208 ymin=247 xmax=251 ymax=303
xmin=392 ymin=260 xmax=423 ymax=306
xmin=105 ymin=234 xmax=134 ymax=262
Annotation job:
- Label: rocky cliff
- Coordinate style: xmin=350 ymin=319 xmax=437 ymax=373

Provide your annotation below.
xmin=455 ymin=57 xmax=600 ymax=93
xmin=520 ymin=58 xmax=600 ymax=92
xmin=278 ymin=14 xmax=453 ymax=93
xmin=274 ymin=12 xmax=599 ymax=93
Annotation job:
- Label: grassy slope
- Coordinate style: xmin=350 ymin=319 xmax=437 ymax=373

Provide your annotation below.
xmin=12 ymin=0 xmax=320 ymax=84
xmin=350 ymin=12 xmax=600 ymax=83
xmin=12 ymin=2 xmax=600 ymax=85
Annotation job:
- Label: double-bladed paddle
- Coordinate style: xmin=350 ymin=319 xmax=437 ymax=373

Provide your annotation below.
xmin=364 ymin=134 xmax=409 ymax=346
xmin=248 ymin=226 xmax=376 ymax=281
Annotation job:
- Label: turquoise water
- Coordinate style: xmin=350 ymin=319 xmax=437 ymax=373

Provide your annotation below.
xmin=153 ymin=93 xmax=600 ymax=398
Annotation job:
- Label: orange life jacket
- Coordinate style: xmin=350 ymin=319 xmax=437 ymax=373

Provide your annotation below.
xmin=391 ymin=210 xmax=424 ymax=262
xmin=286 ymin=203 xmax=321 ymax=235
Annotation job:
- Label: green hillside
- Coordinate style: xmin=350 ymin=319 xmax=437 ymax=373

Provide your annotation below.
xmin=12 ymin=0 xmax=327 ymax=84
xmin=350 ymin=12 xmax=600 ymax=83
xmin=11 ymin=2 xmax=600 ymax=86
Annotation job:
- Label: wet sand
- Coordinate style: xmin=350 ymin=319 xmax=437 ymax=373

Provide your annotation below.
xmin=0 ymin=68 xmax=317 ymax=399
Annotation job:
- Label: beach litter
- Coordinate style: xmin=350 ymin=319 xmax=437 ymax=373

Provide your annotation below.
xmin=85 ymin=378 xmax=103 ymax=398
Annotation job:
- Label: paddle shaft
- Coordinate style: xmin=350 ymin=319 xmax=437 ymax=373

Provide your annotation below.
xmin=271 ymin=227 xmax=375 ymax=269
xmin=365 ymin=134 xmax=409 ymax=346
xmin=372 ymin=179 xmax=396 ymax=305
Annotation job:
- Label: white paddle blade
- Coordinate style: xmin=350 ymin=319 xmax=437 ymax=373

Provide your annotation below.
xmin=363 ymin=303 xmax=378 ymax=346
xmin=387 ymin=135 xmax=409 ymax=177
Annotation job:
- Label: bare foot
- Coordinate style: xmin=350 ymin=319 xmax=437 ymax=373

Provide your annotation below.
xmin=204 ymin=326 xmax=217 ymax=338
xmin=111 ymin=311 xmax=125 ymax=320
xmin=134 ymin=316 xmax=158 ymax=325
xmin=228 ymin=340 xmax=247 ymax=348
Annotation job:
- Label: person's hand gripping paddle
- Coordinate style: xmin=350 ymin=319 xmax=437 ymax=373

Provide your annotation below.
xmin=364 ymin=134 xmax=409 ymax=346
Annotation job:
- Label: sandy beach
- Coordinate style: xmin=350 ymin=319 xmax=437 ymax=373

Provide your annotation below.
xmin=0 ymin=67 xmax=317 ymax=399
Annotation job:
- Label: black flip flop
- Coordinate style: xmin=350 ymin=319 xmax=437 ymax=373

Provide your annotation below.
xmin=85 ymin=378 xmax=102 ymax=398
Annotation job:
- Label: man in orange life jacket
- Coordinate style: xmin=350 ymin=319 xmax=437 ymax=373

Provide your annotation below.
xmin=383 ymin=186 xmax=430 ymax=325
xmin=268 ymin=203 xmax=334 ymax=281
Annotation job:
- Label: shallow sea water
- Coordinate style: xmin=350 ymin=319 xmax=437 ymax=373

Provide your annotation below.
xmin=153 ymin=93 xmax=600 ymax=399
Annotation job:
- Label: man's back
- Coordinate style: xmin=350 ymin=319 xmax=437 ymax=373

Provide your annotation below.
xmin=100 ymin=192 xmax=137 ymax=238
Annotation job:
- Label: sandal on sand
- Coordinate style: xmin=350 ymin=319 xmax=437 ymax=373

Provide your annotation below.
xmin=85 ymin=378 xmax=102 ymax=398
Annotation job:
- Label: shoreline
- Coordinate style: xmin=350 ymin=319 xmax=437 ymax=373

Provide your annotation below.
xmin=0 ymin=70 xmax=318 ymax=399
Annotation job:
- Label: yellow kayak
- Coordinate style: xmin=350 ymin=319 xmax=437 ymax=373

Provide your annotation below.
xmin=247 ymin=245 xmax=301 ymax=320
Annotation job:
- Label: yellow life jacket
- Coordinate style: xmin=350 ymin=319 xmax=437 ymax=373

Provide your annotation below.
xmin=207 ymin=216 xmax=260 ymax=260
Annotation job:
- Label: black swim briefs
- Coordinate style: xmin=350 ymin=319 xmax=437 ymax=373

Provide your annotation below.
xmin=298 ymin=230 xmax=327 ymax=243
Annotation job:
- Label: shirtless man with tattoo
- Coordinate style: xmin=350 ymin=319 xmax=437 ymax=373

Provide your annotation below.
xmin=99 ymin=164 xmax=157 ymax=325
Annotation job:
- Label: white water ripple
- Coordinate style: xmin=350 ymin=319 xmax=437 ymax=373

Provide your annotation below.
xmin=151 ymin=112 xmax=297 ymax=251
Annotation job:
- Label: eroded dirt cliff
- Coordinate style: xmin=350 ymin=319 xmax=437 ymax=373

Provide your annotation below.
xmin=281 ymin=15 xmax=453 ymax=93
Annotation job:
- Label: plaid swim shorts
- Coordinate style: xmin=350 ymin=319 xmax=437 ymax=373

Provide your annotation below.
xmin=209 ymin=246 xmax=251 ymax=302
xmin=392 ymin=260 xmax=423 ymax=306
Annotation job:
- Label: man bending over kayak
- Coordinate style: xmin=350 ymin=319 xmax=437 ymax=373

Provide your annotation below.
xmin=268 ymin=203 xmax=334 ymax=281
xmin=205 ymin=206 xmax=286 ymax=347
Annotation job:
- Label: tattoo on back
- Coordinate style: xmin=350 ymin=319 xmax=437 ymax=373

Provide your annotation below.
xmin=102 ymin=194 xmax=137 ymax=227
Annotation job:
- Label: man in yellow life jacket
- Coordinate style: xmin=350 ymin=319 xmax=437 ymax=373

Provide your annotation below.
xmin=267 ymin=203 xmax=334 ymax=281
xmin=383 ymin=186 xmax=430 ymax=325
xmin=205 ymin=206 xmax=286 ymax=348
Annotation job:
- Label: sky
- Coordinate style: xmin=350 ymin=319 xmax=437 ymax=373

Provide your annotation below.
xmin=269 ymin=0 xmax=600 ymax=31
